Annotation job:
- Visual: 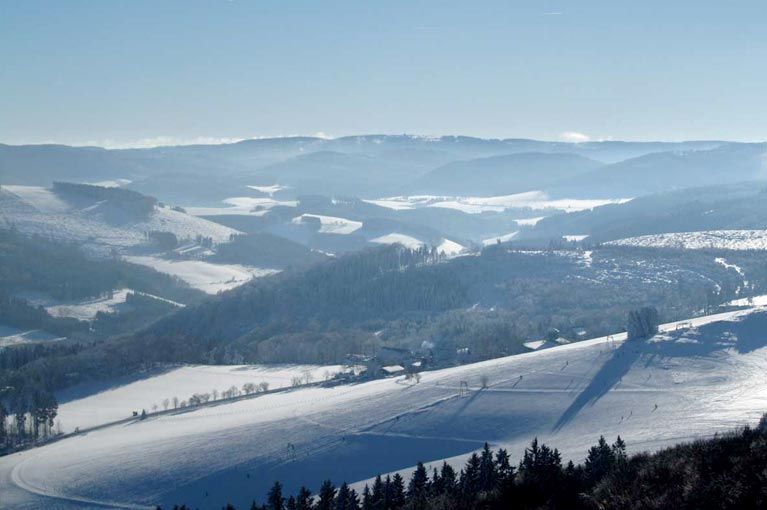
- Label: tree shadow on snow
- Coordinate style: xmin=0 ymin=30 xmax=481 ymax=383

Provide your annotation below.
xmin=553 ymin=310 xmax=767 ymax=431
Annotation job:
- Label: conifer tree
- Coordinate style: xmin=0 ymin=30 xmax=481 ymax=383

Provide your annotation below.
xmin=461 ymin=453 xmax=482 ymax=498
xmin=390 ymin=473 xmax=406 ymax=508
xmin=439 ymin=462 xmax=457 ymax=496
xmin=495 ymin=448 xmax=515 ymax=485
xmin=317 ymin=480 xmax=336 ymax=510
xmin=370 ymin=475 xmax=384 ymax=510
xmin=584 ymin=436 xmax=615 ymax=484
xmin=361 ymin=485 xmax=373 ymax=510
xmin=407 ymin=463 xmax=429 ymax=509
xmin=296 ymin=487 xmax=312 ymax=510
xmin=267 ymin=481 xmax=284 ymax=510
xmin=335 ymin=482 xmax=352 ymax=510
xmin=478 ymin=443 xmax=497 ymax=491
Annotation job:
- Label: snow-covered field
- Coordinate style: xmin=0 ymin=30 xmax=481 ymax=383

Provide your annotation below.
xmin=515 ymin=216 xmax=545 ymax=226
xmin=607 ymin=230 xmax=767 ymax=250
xmin=56 ymin=364 xmax=345 ymax=432
xmin=186 ymin=196 xmax=298 ymax=217
xmin=0 ymin=186 xmax=239 ymax=253
xmin=124 ymin=256 xmax=279 ymax=294
xmin=370 ymin=235 xmax=465 ymax=256
xmin=0 ymin=324 xmax=65 ymax=348
xmin=2 ymin=308 xmax=765 ymax=510
xmin=292 ymin=214 xmax=363 ymax=234
xmin=30 ymin=289 xmax=184 ymax=321
xmin=370 ymin=233 xmax=424 ymax=250
xmin=436 ymin=238 xmax=465 ymax=256
xmin=247 ymin=184 xmax=289 ymax=196
xmin=365 ymin=192 xmax=630 ymax=215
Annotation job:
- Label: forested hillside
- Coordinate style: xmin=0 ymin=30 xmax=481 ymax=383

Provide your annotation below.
xmin=7 ymin=239 xmax=767 ymax=401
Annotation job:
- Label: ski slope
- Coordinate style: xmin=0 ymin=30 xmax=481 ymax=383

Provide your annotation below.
xmin=1 ymin=308 xmax=766 ymax=509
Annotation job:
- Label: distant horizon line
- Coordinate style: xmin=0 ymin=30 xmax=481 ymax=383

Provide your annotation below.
xmin=2 ymin=133 xmax=763 ymax=151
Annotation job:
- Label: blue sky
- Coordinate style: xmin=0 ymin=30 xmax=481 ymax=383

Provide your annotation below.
xmin=1 ymin=0 xmax=766 ymax=147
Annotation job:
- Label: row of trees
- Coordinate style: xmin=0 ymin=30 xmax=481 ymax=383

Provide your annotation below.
xmin=168 ymin=416 xmax=767 ymax=510
xmin=138 ymin=381 xmax=275 ymax=416
xmin=0 ymin=386 xmax=59 ymax=452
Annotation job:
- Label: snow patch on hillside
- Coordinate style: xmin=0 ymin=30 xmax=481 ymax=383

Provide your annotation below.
xmin=124 ymin=256 xmax=279 ymax=294
xmin=292 ymin=214 xmax=363 ymax=235
xmin=482 ymin=231 xmax=519 ymax=246
xmin=186 ymin=196 xmax=298 ymax=217
xmin=365 ymin=193 xmax=630 ymax=215
xmin=34 ymin=289 xmax=184 ymax=321
xmin=436 ymin=238 xmax=465 ymax=256
xmin=247 ymin=184 xmax=289 ymax=196
xmin=0 ymin=185 xmax=239 ymax=253
xmin=515 ymin=217 xmax=545 ymax=226
xmin=608 ymin=230 xmax=767 ymax=250
xmin=0 ymin=324 xmax=66 ymax=348
xmin=370 ymin=233 xmax=424 ymax=250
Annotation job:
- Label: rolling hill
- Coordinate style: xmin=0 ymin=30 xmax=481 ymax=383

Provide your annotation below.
xmin=412 ymin=152 xmax=603 ymax=196
xmin=1 ymin=307 xmax=764 ymax=509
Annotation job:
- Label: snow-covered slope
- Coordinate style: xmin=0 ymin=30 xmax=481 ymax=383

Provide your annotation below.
xmin=370 ymin=233 xmax=424 ymax=250
xmin=56 ymin=364 xmax=344 ymax=431
xmin=33 ymin=289 xmax=183 ymax=321
xmin=0 ymin=185 xmax=239 ymax=254
xmin=365 ymin=193 xmax=629 ymax=214
xmin=1 ymin=308 xmax=766 ymax=509
xmin=607 ymin=230 xmax=767 ymax=250
xmin=0 ymin=324 xmax=65 ymax=348
xmin=123 ymin=256 xmax=279 ymax=294
xmin=292 ymin=214 xmax=363 ymax=235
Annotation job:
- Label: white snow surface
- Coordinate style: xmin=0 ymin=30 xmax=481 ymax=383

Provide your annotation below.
xmin=481 ymin=231 xmax=519 ymax=246
xmin=292 ymin=214 xmax=363 ymax=235
xmin=0 ymin=324 xmax=65 ymax=348
xmin=0 ymin=185 xmax=239 ymax=254
xmin=564 ymin=235 xmax=589 ymax=242
xmin=365 ymin=193 xmax=630 ymax=215
xmin=436 ymin=238 xmax=465 ymax=256
xmin=85 ymin=179 xmax=133 ymax=188
xmin=186 ymin=196 xmax=298 ymax=217
xmin=56 ymin=364 xmax=344 ymax=432
xmin=247 ymin=184 xmax=289 ymax=196
xmin=124 ymin=256 xmax=279 ymax=294
xmin=33 ymin=289 xmax=184 ymax=321
xmin=515 ymin=216 xmax=545 ymax=226
xmin=2 ymin=308 xmax=766 ymax=509
xmin=370 ymin=233 xmax=424 ymax=250
xmin=607 ymin=230 xmax=767 ymax=250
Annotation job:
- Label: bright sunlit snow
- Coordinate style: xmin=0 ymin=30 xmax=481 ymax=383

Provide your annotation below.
xmin=124 ymin=256 xmax=279 ymax=294
xmin=56 ymin=364 xmax=345 ymax=431
xmin=608 ymin=230 xmax=767 ymax=250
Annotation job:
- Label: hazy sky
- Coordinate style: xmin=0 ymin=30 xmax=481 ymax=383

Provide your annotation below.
xmin=2 ymin=0 xmax=766 ymax=147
